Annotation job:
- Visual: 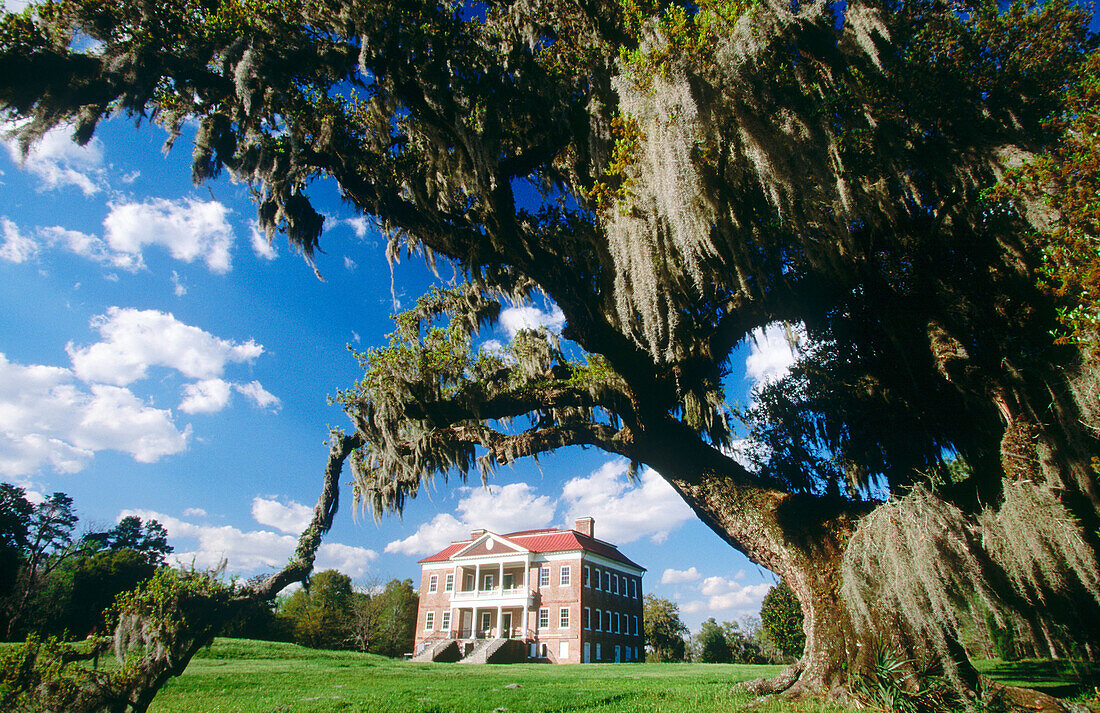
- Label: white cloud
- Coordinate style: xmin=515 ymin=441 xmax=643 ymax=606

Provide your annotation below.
xmin=455 ymin=483 xmax=555 ymax=534
xmin=384 ymin=482 xmax=555 ymax=556
xmin=121 ymin=508 xmax=378 ymax=577
xmin=179 ymin=379 xmax=232 ymax=414
xmin=345 ymin=216 xmax=372 ymax=240
xmin=249 ymin=223 xmax=276 ymax=260
xmin=499 ymin=304 xmax=566 ymax=337
xmin=317 ymin=542 xmax=378 ymax=578
xmin=662 ymin=566 xmax=702 ymax=584
xmin=697 ymin=576 xmax=772 ymax=612
xmin=171 ymin=270 xmax=187 ymax=296
xmin=103 ymin=198 xmax=234 ymax=272
xmin=0 ymin=354 xmax=190 ymax=477
xmin=3 ymin=123 xmax=105 ymax=195
xmin=1 ymin=217 xmax=37 ymax=263
xmin=251 ymin=496 xmax=312 ymax=534
xmin=560 ymin=459 xmax=694 ymax=544
xmin=182 ymin=507 xmax=207 ymax=518
xmin=234 ymin=381 xmax=280 ymax=411
xmin=67 ymin=307 xmax=263 ymax=386
xmin=343 ymin=256 xmax=357 ymax=271
xmin=3 ymin=0 xmax=35 ymax=11
xmin=744 ymin=323 xmax=801 ymax=388
xmin=37 ymin=225 xmax=140 ymax=270
xmin=385 ymin=513 xmax=467 ymax=556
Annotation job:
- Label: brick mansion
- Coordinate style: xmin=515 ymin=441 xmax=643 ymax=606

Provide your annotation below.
xmin=411 ymin=517 xmax=645 ymax=664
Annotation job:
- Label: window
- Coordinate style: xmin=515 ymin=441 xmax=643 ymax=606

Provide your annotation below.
xmin=614 ymin=612 xmax=620 ymax=633
xmin=441 ymin=611 xmax=451 ymax=630
xmin=425 ymin=611 xmax=435 ymax=630
xmin=584 ymin=565 xmax=590 ymax=587
xmin=560 ymin=565 xmax=571 ymax=586
xmin=481 ymin=611 xmax=492 ymax=632
xmin=538 ymin=608 xmax=549 ymax=629
xmin=633 ymin=615 xmax=639 ymax=636
xmin=604 ymin=571 xmax=611 ymax=590
xmin=540 ymin=567 xmax=550 ymax=587
xmin=595 ymin=609 xmax=602 ymax=631
xmin=464 ymin=574 xmax=474 ymax=591
xmin=428 ymin=574 xmax=438 ymax=593
xmin=560 ymin=607 xmax=570 ymax=629
xmin=596 ymin=643 xmax=601 ymax=660
xmin=612 ymin=574 xmax=618 ymax=595
xmin=594 ymin=568 xmax=601 ymax=590
xmin=630 ymin=578 xmax=636 ymax=598
xmin=585 ymin=607 xmax=591 ymax=630
xmin=483 ymin=573 xmax=494 ymax=590
xmin=445 ymin=573 xmax=454 ymax=592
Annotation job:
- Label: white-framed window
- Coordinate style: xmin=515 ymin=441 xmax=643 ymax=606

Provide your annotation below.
xmin=559 ymin=607 xmax=570 ymax=629
xmin=560 ymin=565 xmax=571 ymax=586
xmin=441 ymin=611 xmax=451 ymax=630
xmin=585 ymin=607 xmax=591 ymax=630
xmin=483 ymin=573 xmax=494 ymax=590
xmin=604 ymin=571 xmax=611 ymax=590
xmin=540 ymin=566 xmax=550 ymax=587
xmin=633 ymin=615 xmax=639 ymax=636
xmin=612 ymin=574 xmax=618 ymax=595
xmin=481 ymin=611 xmax=492 ymax=632
xmin=538 ymin=608 xmax=549 ymax=629
xmin=595 ymin=609 xmax=602 ymax=631
xmin=464 ymin=574 xmax=474 ymax=591
xmin=630 ymin=578 xmax=636 ymax=598
xmin=594 ymin=568 xmax=602 ymax=590
xmin=428 ymin=574 xmax=438 ymax=593
xmin=584 ymin=565 xmax=590 ymax=587
xmin=445 ymin=573 xmax=454 ymax=592
xmin=425 ymin=611 xmax=435 ymax=630
xmin=614 ymin=612 xmax=620 ymax=633
xmin=596 ymin=643 xmax=601 ymax=660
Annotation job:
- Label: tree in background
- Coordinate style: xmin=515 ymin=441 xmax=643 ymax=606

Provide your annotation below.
xmin=693 ymin=618 xmax=733 ymax=663
xmin=0 ymin=487 xmax=173 ymax=640
xmin=760 ymin=581 xmax=805 ymax=662
xmin=643 ymin=595 xmax=688 ymax=662
xmin=278 ymin=569 xmax=354 ymax=649
xmin=3 ymin=0 xmax=1100 ymax=703
xmin=365 ymin=579 xmax=418 ymax=658
xmin=3 ymin=491 xmax=78 ymax=639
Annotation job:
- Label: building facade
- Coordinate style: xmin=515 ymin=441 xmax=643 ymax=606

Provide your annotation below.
xmin=413 ymin=518 xmax=645 ymax=663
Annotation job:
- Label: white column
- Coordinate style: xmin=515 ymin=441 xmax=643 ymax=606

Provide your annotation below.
xmin=522 ymin=604 xmax=529 ymax=640
xmin=498 ymin=560 xmax=504 ymax=590
xmin=475 ymin=563 xmax=481 ymax=591
xmin=473 ymin=607 xmax=479 ymax=637
xmin=497 ymin=605 xmax=503 ymax=638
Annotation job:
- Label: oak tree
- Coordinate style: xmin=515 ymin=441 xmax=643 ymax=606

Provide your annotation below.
xmin=3 ymin=0 xmax=1100 ymax=705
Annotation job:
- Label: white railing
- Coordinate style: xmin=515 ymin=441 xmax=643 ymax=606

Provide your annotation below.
xmin=450 ymin=586 xmax=534 ymax=603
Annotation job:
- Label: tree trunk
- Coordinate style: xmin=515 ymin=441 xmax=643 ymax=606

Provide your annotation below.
xmin=648 ymin=457 xmax=869 ymax=697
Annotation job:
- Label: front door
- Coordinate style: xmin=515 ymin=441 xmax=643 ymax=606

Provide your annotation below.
xmin=614 ymin=645 xmax=621 ymax=662
xmin=481 ymin=611 xmax=492 ymax=635
xmin=501 ymin=612 xmax=513 ymax=637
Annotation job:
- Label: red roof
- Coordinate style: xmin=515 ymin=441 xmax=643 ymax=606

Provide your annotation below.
xmin=417 ymin=528 xmax=645 ymax=570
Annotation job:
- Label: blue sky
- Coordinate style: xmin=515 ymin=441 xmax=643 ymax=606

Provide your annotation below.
xmin=0 ymin=110 xmax=800 ymax=633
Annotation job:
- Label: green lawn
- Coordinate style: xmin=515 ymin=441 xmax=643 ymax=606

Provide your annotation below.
xmin=145 ymin=639 xmax=1087 ymax=713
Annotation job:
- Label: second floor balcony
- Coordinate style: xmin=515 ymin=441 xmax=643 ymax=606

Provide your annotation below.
xmin=450 ymin=586 xmax=536 ymax=606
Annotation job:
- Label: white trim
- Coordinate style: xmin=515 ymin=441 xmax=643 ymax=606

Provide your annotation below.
xmin=581 ymin=552 xmax=645 ymax=575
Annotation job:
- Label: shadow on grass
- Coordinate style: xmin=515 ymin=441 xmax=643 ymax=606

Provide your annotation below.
xmin=979 ymin=659 xmax=1095 ymax=699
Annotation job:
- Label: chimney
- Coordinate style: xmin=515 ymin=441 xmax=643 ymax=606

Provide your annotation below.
xmin=575 ymin=517 xmax=594 ymax=538
xmin=469 ymin=529 xmax=486 ymax=540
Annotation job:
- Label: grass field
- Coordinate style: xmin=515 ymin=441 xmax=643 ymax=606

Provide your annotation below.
xmin=144 ymin=638 xmax=1091 ymax=713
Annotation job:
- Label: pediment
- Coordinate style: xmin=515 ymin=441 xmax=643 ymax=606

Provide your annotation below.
xmin=452 ymin=532 xmax=528 ymax=559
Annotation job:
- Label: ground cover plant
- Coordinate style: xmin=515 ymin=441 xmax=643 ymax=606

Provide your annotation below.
xmin=139 ymin=639 xmax=1088 ymax=713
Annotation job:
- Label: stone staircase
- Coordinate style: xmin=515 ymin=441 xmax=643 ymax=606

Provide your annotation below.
xmin=410 ymin=639 xmax=459 ymax=663
xmin=458 ymin=637 xmax=508 ymax=664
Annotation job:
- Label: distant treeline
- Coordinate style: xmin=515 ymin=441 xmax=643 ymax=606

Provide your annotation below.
xmin=1 ymin=485 xmax=417 ymax=656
